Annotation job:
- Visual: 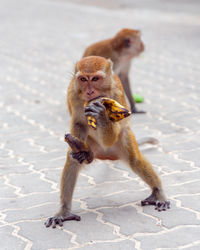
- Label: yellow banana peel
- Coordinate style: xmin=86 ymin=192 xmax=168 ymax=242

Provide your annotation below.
xmin=85 ymin=97 xmax=131 ymax=129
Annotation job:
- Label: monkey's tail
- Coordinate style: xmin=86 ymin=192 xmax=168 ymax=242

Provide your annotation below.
xmin=137 ymin=137 xmax=159 ymax=146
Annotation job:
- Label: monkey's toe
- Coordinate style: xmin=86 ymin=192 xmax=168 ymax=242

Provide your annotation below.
xmin=63 ymin=213 xmax=81 ymax=222
xmin=155 ymin=201 xmax=170 ymax=212
xmin=44 ymin=213 xmax=81 ymax=228
xmin=141 ymin=199 xmax=156 ymax=206
xmin=141 ymin=196 xmax=170 ymax=212
xmin=45 ymin=216 xmax=64 ymax=228
xmin=141 ymin=194 xmax=156 ymax=206
xmin=132 ymin=109 xmax=146 ymax=114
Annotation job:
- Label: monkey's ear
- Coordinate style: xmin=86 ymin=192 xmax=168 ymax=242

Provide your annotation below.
xmin=74 ymin=61 xmax=79 ymax=74
xmin=107 ymin=59 xmax=114 ymax=72
xmin=135 ymin=30 xmax=141 ymax=36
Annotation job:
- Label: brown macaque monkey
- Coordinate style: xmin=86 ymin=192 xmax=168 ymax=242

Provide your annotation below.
xmin=83 ymin=28 xmax=145 ymax=114
xmin=45 ymin=56 xmax=170 ymax=228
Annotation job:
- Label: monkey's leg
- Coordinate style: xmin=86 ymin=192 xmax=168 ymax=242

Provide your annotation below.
xmin=45 ymin=152 xmax=81 ymax=228
xmin=119 ymin=74 xmax=145 ymax=114
xmin=125 ymin=132 xmax=170 ymax=211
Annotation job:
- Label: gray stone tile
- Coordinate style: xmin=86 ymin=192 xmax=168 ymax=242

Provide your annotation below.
xmin=18 ymin=221 xmax=74 ymax=250
xmin=80 ymin=240 xmax=135 ymax=250
xmin=0 ymin=0 xmax=200 ymax=248
xmin=63 ymin=213 xmax=117 ymax=244
xmin=99 ymin=205 xmax=161 ymax=235
xmin=0 ymin=226 xmax=26 ymax=250
xmin=135 ymin=226 xmax=200 ymax=250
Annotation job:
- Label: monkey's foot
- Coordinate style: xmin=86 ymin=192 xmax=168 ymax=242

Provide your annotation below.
xmin=132 ymin=109 xmax=146 ymax=114
xmin=45 ymin=213 xmax=81 ymax=228
xmin=155 ymin=201 xmax=170 ymax=211
xmin=141 ymin=194 xmax=170 ymax=212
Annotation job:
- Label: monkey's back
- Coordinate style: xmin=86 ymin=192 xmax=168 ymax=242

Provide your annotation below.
xmin=82 ymin=38 xmax=115 ymax=59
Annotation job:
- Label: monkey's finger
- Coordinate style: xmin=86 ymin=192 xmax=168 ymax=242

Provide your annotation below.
xmin=155 ymin=201 xmax=170 ymax=211
xmin=155 ymin=201 xmax=161 ymax=210
xmin=92 ymin=101 xmax=106 ymax=110
xmin=77 ymin=156 xmax=85 ymax=164
xmin=72 ymin=152 xmax=86 ymax=164
xmin=58 ymin=218 xmax=63 ymax=227
xmin=44 ymin=217 xmax=53 ymax=227
xmin=64 ymin=214 xmax=81 ymax=221
xmin=52 ymin=219 xmax=57 ymax=228
xmin=85 ymin=105 xmax=100 ymax=114
xmin=72 ymin=152 xmax=83 ymax=158
xmin=85 ymin=111 xmax=98 ymax=118
xmin=92 ymin=103 xmax=106 ymax=113
xmin=78 ymin=153 xmax=87 ymax=163
xmin=156 ymin=203 xmax=165 ymax=212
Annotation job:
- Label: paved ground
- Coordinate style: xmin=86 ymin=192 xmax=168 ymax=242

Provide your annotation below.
xmin=0 ymin=0 xmax=200 ymax=249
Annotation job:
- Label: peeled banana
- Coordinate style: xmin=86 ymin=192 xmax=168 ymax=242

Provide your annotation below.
xmin=85 ymin=97 xmax=131 ymax=129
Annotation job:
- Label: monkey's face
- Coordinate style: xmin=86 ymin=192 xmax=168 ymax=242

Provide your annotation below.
xmin=76 ymin=73 xmax=106 ymax=102
xmin=122 ymin=34 xmax=144 ymax=57
xmin=114 ymin=29 xmax=145 ymax=58
xmin=75 ymin=56 xmax=113 ymax=102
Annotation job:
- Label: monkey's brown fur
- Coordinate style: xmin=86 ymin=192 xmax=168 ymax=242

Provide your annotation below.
xmin=83 ymin=28 xmax=145 ymax=113
xmin=45 ymin=56 xmax=169 ymax=228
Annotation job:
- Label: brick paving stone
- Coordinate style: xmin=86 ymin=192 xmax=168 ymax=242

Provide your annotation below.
xmin=0 ymin=226 xmax=26 ymax=250
xmin=0 ymin=0 xmax=200 ymax=249
xmin=80 ymin=240 xmax=135 ymax=250
xmin=135 ymin=226 xmax=200 ymax=250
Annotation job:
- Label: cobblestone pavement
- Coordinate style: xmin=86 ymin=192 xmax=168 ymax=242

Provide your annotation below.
xmin=0 ymin=0 xmax=200 ymax=249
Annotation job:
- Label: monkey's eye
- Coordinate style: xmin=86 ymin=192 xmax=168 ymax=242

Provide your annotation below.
xmin=91 ymin=76 xmax=99 ymax=82
xmin=80 ymin=77 xmax=87 ymax=82
xmin=124 ymin=38 xmax=131 ymax=48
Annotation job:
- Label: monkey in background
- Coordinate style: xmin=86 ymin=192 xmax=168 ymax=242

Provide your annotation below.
xmin=83 ymin=28 xmax=145 ymax=114
xmin=45 ymin=56 xmax=170 ymax=228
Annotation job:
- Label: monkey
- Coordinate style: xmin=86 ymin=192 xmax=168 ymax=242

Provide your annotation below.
xmin=45 ymin=56 xmax=170 ymax=228
xmin=82 ymin=28 xmax=145 ymax=114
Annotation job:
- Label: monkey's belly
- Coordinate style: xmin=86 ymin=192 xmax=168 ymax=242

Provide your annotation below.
xmin=87 ymin=136 xmax=120 ymax=161
xmin=95 ymin=152 xmax=119 ymax=161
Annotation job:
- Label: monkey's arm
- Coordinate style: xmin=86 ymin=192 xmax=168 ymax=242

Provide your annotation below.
xmin=119 ymin=73 xmax=145 ymax=114
xmin=85 ymin=101 xmax=120 ymax=147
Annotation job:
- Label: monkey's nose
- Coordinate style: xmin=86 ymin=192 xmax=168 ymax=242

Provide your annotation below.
xmin=87 ymin=90 xmax=94 ymax=96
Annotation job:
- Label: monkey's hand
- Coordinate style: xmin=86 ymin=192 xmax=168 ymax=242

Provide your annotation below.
xmin=45 ymin=212 xmax=81 ymax=228
xmin=85 ymin=101 xmax=109 ymax=128
xmin=64 ymin=134 xmax=94 ymax=164
xmin=71 ymin=151 xmax=93 ymax=164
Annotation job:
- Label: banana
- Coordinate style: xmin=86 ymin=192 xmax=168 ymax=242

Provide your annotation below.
xmin=101 ymin=97 xmax=131 ymax=122
xmin=85 ymin=97 xmax=131 ymax=129
xmin=87 ymin=116 xmax=97 ymax=129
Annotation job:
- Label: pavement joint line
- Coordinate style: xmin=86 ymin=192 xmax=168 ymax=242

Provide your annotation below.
xmin=170 ymin=197 xmax=200 ymax=220
xmin=1 ymin=0 xmax=200 ymax=248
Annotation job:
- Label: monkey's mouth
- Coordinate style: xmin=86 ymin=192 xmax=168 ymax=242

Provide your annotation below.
xmin=87 ymin=95 xmax=106 ymax=104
